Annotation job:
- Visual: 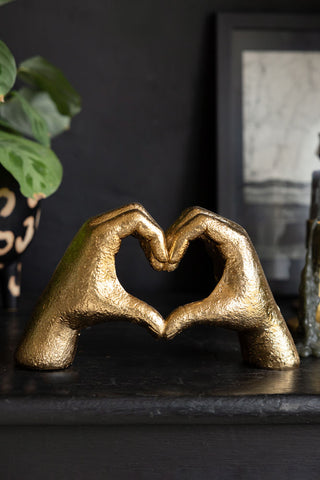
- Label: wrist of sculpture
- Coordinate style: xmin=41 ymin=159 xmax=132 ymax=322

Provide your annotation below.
xmin=15 ymin=310 xmax=79 ymax=370
xmin=239 ymin=309 xmax=299 ymax=370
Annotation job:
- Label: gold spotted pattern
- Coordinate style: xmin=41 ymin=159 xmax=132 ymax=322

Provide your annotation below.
xmin=0 ymin=188 xmax=16 ymax=217
xmin=0 ymin=230 xmax=15 ymax=255
xmin=15 ymin=216 xmax=35 ymax=254
xmin=8 ymin=274 xmax=20 ymax=297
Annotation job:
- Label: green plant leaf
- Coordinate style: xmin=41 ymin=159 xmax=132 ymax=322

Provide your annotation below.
xmin=0 ymin=91 xmax=34 ymax=138
xmin=0 ymin=130 xmax=62 ymax=198
xmin=19 ymin=87 xmax=70 ymax=137
xmin=0 ymin=87 xmax=70 ymax=140
xmin=0 ymin=116 xmax=20 ymax=134
xmin=0 ymin=40 xmax=16 ymax=100
xmin=11 ymin=91 xmax=50 ymax=147
xmin=18 ymin=56 xmax=81 ymax=117
xmin=0 ymin=0 xmax=15 ymax=6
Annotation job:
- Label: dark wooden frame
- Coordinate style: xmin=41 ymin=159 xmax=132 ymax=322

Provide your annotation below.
xmin=216 ymin=13 xmax=320 ymax=295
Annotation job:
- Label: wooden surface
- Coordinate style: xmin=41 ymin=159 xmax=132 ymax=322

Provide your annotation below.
xmin=1 ymin=296 xmax=320 ymax=479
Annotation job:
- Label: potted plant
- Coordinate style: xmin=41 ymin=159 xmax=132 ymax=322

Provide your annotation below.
xmin=0 ymin=0 xmax=81 ymax=309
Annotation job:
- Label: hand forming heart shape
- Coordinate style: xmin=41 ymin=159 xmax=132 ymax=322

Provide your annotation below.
xmin=15 ymin=203 xmax=299 ymax=371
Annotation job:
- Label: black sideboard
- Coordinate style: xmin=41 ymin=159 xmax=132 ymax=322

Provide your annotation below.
xmin=0 ymin=296 xmax=319 ymax=479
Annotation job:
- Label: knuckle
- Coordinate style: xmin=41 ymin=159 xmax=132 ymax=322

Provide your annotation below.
xmin=85 ymin=217 xmax=97 ymax=230
xmin=130 ymin=209 xmax=144 ymax=224
xmin=147 ymin=221 xmax=162 ymax=239
xmin=128 ymin=202 xmax=145 ymax=212
xmin=236 ymin=224 xmax=250 ymax=240
xmin=191 ymin=213 xmax=208 ymax=228
xmin=191 ymin=206 xmax=207 ymax=215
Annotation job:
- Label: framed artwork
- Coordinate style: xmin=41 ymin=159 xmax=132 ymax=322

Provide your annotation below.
xmin=217 ymin=14 xmax=320 ymax=295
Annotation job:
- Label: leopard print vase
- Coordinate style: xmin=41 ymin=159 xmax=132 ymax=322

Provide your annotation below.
xmin=0 ymin=165 xmax=41 ymax=310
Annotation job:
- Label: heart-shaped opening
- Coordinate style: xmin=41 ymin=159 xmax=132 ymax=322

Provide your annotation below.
xmin=116 ymin=236 xmax=224 ymax=317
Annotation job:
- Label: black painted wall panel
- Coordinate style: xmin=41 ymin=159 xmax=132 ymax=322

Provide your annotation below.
xmin=1 ymin=0 xmax=320 ymax=298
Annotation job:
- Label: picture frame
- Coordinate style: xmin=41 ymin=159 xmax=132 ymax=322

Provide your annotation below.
xmin=217 ymin=13 xmax=320 ymax=295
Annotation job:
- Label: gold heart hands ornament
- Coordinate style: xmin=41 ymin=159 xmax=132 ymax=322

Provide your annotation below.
xmin=15 ymin=204 xmax=300 ymax=371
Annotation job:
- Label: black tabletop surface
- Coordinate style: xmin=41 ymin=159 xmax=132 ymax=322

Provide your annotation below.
xmin=1 ymin=294 xmax=320 ymax=426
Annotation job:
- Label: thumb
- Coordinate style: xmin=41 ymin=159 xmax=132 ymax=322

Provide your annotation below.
xmin=119 ymin=290 xmax=166 ymax=337
xmin=164 ymin=301 xmax=206 ymax=339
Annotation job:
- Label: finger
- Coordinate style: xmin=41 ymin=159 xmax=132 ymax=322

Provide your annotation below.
xmin=148 ymin=256 xmax=165 ymax=271
xmin=93 ymin=280 xmax=166 ymax=336
xmin=88 ymin=203 xmax=159 ymax=229
xmin=166 ymin=207 xmax=210 ymax=249
xmin=139 ymin=237 xmax=166 ymax=271
xmin=166 ymin=207 xmax=216 ymax=258
xmin=164 ymin=280 xmax=244 ymax=339
xmin=168 ymin=213 xmax=208 ymax=265
xmin=164 ymin=298 xmax=216 ymax=339
xmin=118 ymin=289 xmax=166 ymax=337
xmin=169 ymin=212 xmax=250 ymax=268
xmin=167 ymin=207 xmax=246 ymax=250
xmin=112 ymin=209 xmax=168 ymax=264
xmin=166 ymin=207 xmax=198 ymax=239
xmin=164 ymin=304 xmax=197 ymax=339
xmin=88 ymin=203 xmax=168 ymax=267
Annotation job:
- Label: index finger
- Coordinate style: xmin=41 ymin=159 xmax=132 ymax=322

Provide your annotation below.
xmin=167 ymin=207 xmax=246 ymax=245
xmin=168 ymin=211 xmax=246 ymax=266
xmin=109 ymin=208 xmax=168 ymax=264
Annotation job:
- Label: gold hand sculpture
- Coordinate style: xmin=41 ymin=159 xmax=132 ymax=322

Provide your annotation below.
xmin=15 ymin=204 xmax=299 ymax=371
xmin=15 ymin=204 xmax=168 ymax=370
xmin=164 ymin=207 xmax=300 ymax=370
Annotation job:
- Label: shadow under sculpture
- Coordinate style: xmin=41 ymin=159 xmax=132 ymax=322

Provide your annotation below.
xmin=15 ymin=204 xmax=300 ymax=371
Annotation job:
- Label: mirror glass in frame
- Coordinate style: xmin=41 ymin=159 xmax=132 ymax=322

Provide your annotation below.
xmin=217 ymin=15 xmax=320 ymax=295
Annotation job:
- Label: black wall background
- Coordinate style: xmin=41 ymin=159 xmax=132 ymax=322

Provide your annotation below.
xmin=2 ymin=0 xmax=320 ymax=306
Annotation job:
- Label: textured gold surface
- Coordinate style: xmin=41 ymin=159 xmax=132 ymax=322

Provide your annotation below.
xmin=15 ymin=204 xmax=299 ymax=370
xmin=163 ymin=207 xmax=300 ymax=370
